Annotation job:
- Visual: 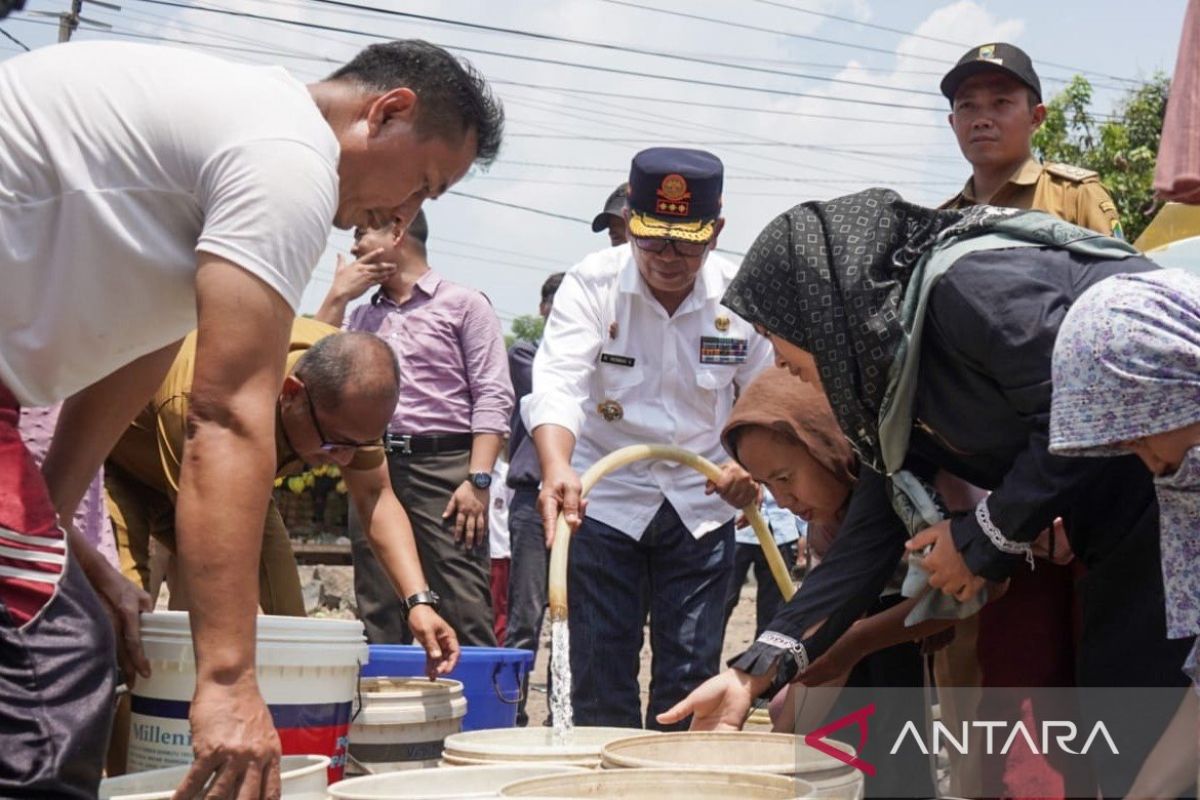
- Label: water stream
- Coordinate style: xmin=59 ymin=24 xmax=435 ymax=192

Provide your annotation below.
xmin=549 ymin=618 xmax=574 ymax=743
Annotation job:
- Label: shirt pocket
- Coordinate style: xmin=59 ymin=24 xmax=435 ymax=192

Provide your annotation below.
xmin=691 ymin=365 xmax=739 ymax=426
xmin=598 ymin=362 xmax=644 ymax=397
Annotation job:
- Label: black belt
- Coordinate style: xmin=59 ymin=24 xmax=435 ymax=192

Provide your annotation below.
xmin=384 ymin=432 xmax=473 ymax=456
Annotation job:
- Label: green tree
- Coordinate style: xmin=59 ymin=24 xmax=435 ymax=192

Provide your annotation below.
xmin=508 ymin=314 xmax=544 ymax=347
xmin=1033 ymin=73 xmax=1169 ymax=242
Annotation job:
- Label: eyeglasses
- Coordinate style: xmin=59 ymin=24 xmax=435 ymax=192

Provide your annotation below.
xmin=300 ymin=382 xmax=384 ymax=452
xmin=630 ymin=235 xmax=710 ymax=258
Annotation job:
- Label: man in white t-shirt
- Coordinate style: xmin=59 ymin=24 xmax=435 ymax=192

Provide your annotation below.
xmin=0 ymin=39 xmax=502 ymax=799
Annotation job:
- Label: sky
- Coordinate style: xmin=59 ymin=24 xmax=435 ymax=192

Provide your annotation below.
xmin=0 ymin=0 xmax=1188 ymax=330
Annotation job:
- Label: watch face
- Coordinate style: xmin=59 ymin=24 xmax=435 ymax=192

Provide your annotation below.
xmin=471 ymin=472 xmax=492 ymax=489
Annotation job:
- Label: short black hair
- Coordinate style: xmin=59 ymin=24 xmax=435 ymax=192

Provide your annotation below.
xmin=406 ymin=209 xmax=429 ymax=245
xmin=327 ymin=39 xmax=504 ymax=166
xmin=295 ymin=332 xmax=400 ymax=411
xmin=541 ymin=272 xmax=565 ymax=304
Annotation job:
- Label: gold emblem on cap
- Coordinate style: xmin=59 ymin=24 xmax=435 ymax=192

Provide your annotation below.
xmin=715 ymin=315 xmax=730 ymax=333
xmin=659 ymin=174 xmax=688 ymax=201
xmin=977 ymin=44 xmax=997 ymax=61
xmin=597 ymin=399 xmax=624 ymax=422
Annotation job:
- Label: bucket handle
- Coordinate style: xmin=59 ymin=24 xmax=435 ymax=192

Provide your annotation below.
xmin=351 ymin=658 xmax=365 ymax=724
xmin=491 ymin=660 xmax=527 ymax=706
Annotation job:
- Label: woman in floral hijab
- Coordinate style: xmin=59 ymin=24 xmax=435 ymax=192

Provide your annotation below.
xmin=1051 ymin=268 xmax=1200 ymax=798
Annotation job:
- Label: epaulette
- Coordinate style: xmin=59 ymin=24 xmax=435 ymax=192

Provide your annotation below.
xmin=1044 ymin=162 xmax=1099 ymax=182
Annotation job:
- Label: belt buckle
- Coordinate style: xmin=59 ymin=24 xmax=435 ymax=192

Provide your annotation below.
xmin=388 ymin=434 xmax=413 ymax=455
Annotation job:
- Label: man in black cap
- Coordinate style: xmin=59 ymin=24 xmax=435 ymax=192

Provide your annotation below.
xmin=937 ymin=40 xmax=1124 ymax=799
xmin=940 ymin=42 xmax=1123 ymax=237
xmin=524 ymin=147 xmax=772 ymax=729
xmin=591 ymin=183 xmax=629 ymax=247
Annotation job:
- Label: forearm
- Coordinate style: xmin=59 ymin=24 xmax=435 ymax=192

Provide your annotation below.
xmin=468 ymin=432 xmax=504 ymax=474
xmin=349 ymin=475 xmax=429 ymax=599
xmin=42 ymin=340 xmax=181 ymax=519
xmin=532 ymin=424 xmax=576 ymax=472
xmin=312 ymin=290 xmax=351 ymax=328
xmin=1126 ymin=688 xmax=1198 ymax=800
xmin=175 ymin=419 xmax=277 ymax=683
xmin=841 ymin=593 xmax=955 ymax=658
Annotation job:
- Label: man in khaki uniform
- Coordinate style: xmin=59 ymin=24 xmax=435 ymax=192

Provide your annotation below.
xmin=940 ymin=41 xmax=1124 ymax=238
xmin=936 ymin=41 xmax=1117 ymax=799
xmin=105 ymin=318 xmax=458 ymax=669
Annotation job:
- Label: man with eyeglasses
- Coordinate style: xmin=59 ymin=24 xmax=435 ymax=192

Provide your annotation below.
xmin=525 ymin=147 xmax=773 ymax=729
xmin=104 ymin=319 xmax=459 ymax=671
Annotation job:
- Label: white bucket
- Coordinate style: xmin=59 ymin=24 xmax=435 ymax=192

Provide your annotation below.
xmin=347 ymin=677 xmax=467 ymax=773
xmin=601 ymin=732 xmax=864 ymax=799
xmin=100 ymin=754 xmax=328 ymax=799
xmin=499 ymin=768 xmax=815 ymax=799
xmin=442 ymin=727 xmax=654 ymax=769
xmin=128 ymin=612 xmax=367 ymax=784
xmin=329 ymin=764 xmax=587 ymax=799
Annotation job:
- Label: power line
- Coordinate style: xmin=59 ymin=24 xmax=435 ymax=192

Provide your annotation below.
xmin=304 ymin=0 xmax=942 ymax=98
xmin=128 ymin=0 xmax=947 ymax=113
xmin=0 ymin=26 xmax=28 ymax=51
xmin=602 ymin=0 xmax=1140 ymax=86
xmin=489 ymin=78 xmax=946 ymax=129
xmin=750 ymin=0 xmax=1140 ymax=85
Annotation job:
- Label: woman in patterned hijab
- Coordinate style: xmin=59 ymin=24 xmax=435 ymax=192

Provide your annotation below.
xmin=1049 ymin=268 xmax=1200 ymax=798
xmin=722 ymin=188 xmax=970 ymax=472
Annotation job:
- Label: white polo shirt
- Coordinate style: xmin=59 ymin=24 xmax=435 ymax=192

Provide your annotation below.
xmin=524 ymin=245 xmax=772 ymax=540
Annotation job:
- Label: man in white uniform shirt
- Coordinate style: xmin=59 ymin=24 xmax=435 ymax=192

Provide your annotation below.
xmin=526 ymin=148 xmax=772 ymax=729
xmin=0 ymin=39 xmax=502 ymax=798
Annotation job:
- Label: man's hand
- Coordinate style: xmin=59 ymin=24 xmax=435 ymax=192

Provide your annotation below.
xmin=705 ymin=461 xmax=759 ymax=510
xmin=443 ymin=482 xmax=488 ymax=549
xmin=905 ymin=520 xmax=985 ymax=602
xmin=87 ymin=555 xmax=154 ymax=684
xmin=407 ymin=604 xmax=460 ymax=679
xmin=69 ymin=527 xmax=154 ymax=685
xmin=538 ymin=462 xmax=585 ymax=548
xmin=173 ymin=677 xmax=281 ymax=800
xmin=656 ymin=668 xmax=773 ymax=731
xmin=331 ymin=249 xmax=396 ymax=302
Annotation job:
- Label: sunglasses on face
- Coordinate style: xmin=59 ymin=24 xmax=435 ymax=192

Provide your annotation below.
xmin=630 ymin=235 xmax=710 ymax=258
xmin=300 ymin=382 xmax=384 ymax=452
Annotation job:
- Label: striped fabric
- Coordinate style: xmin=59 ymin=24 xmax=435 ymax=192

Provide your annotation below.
xmin=0 ymin=383 xmax=65 ymax=626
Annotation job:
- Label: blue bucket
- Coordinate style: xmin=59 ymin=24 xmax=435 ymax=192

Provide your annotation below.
xmin=363 ymin=645 xmax=534 ymax=731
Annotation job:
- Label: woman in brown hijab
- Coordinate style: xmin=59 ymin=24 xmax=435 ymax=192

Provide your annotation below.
xmin=721 ymin=367 xmax=939 ymax=796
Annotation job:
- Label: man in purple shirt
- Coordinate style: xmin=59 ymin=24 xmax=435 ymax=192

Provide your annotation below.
xmin=317 ymin=210 xmax=513 ymax=646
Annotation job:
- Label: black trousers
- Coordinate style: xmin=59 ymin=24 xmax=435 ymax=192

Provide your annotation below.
xmin=349 ymin=448 xmax=496 ymax=647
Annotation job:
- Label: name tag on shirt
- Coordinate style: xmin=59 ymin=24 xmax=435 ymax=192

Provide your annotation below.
xmin=699 ymin=336 xmax=748 ymax=364
xmin=600 ymin=353 xmax=636 ymax=367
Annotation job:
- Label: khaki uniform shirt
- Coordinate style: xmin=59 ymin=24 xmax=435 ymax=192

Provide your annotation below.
xmin=109 ymin=317 xmax=383 ymax=497
xmin=106 ymin=318 xmax=385 ymax=615
xmin=941 ymin=157 xmax=1124 ymax=238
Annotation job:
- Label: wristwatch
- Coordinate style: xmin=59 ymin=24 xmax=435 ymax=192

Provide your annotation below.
xmin=402 ymin=589 xmax=440 ymax=618
xmin=468 ymin=471 xmax=493 ymax=490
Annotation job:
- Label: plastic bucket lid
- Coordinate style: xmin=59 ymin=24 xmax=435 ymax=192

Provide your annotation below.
xmin=100 ymin=755 xmax=328 ymax=800
xmin=498 ymin=768 xmax=815 ymax=799
xmin=601 ymin=731 xmax=856 ymax=780
xmin=329 ymin=764 xmax=588 ymax=799
xmin=443 ymin=726 xmax=652 ymax=763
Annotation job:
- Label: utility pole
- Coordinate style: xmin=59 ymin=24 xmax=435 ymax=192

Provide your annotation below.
xmin=57 ymin=0 xmax=81 ymax=41
xmin=51 ymin=0 xmax=119 ymax=42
